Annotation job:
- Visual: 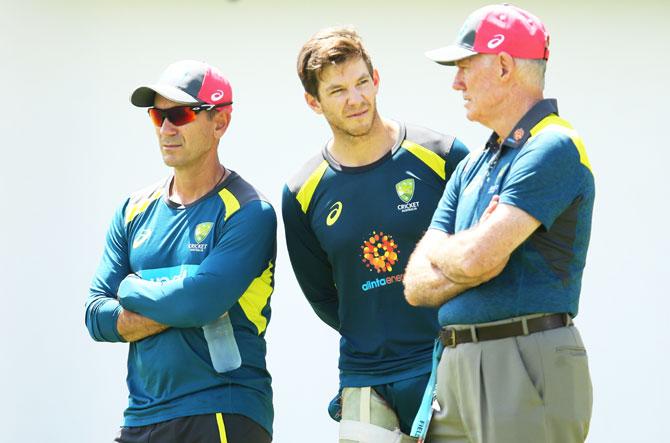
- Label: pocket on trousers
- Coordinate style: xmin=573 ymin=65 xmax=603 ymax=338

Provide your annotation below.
xmin=512 ymin=336 xmax=545 ymax=404
xmin=555 ymin=346 xmax=587 ymax=357
xmin=554 ymin=343 xmax=592 ymax=416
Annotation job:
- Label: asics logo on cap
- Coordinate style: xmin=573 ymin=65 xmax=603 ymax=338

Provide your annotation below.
xmin=487 ymin=34 xmax=505 ymax=49
xmin=210 ymin=90 xmax=225 ymax=101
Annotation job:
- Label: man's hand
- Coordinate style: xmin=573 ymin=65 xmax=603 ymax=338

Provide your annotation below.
xmin=116 ymin=274 xmax=169 ymax=342
xmin=116 ymin=308 xmax=169 ymax=342
xmin=404 ymin=230 xmax=478 ymax=307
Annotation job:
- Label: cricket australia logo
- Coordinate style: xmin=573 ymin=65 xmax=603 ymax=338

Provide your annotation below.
xmin=189 ymin=222 xmax=213 ymax=252
xmin=133 ymin=228 xmax=153 ymax=249
xmin=396 ymin=178 xmax=420 ymax=213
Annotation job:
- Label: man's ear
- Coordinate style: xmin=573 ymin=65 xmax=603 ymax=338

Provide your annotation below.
xmin=498 ymin=52 xmax=515 ymax=82
xmin=372 ymin=68 xmax=380 ymax=87
xmin=305 ymin=92 xmax=323 ymax=115
xmin=214 ymin=111 xmax=231 ymax=139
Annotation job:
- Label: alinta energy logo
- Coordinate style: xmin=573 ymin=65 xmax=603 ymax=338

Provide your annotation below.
xmin=360 ymin=231 xmax=404 ymax=292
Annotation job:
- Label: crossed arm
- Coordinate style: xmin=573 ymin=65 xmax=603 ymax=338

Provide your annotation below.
xmin=84 ymin=292 xmax=168 ymax=343
xmin=116 ymin=308 xmax=168 ymax=342
xmin=85 ymin=200 xmax=275 ymax=343
xmin=404 ymin=197 xmax=541 ymax=307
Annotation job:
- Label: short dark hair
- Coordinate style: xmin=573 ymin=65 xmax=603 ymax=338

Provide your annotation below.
xmin=297 ymin=26 xmax=374 ymax=99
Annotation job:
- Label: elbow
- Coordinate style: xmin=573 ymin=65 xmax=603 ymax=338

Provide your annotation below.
xmin=178 ymin=299 xmax=225 ymax=328
xmin=459 ymin=257 xmax=487 ymax=280
xmin=457 ymin=250 xmax=505 ymax=283
xmin=405 ymin=291 xmax=420 ymax=307
xmin=84 ymin=304 xmax=105 ymax=342
xmin=173 ymin=308 xmax=209 ymax=328
xmin=403 ymin=273 xmax=421 ymax=307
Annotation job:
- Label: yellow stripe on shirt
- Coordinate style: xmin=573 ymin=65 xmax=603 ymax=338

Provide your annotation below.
xmin=530 ymin=115 xmax=592 ymax=173
xmin=295 ymin=160 xmax=329 ymax=213
xmin=125 ymin=188 xmax=163 ymax=225
xmin=401 ymin=140 xmax=446 ymax=180
xmin=218 ymin=188 xmax=241 ymax=221
xmin=239 ymin=261 xmax=274 ymax=335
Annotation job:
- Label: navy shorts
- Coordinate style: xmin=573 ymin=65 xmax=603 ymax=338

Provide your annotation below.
xmin=373 ymin=372 xmax=431 ymax=435
xmin=114 ymin=413 xmax=271 ymax=443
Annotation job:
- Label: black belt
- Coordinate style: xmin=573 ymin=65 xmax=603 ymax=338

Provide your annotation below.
xmin=439 ymin=313 xmax=572 ymax=348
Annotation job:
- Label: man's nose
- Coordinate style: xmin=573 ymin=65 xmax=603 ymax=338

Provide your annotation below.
xmin=160 ymin=117 xmax=179 ymax=135
xmin=452 ymin=68 xmax=465 ymax=91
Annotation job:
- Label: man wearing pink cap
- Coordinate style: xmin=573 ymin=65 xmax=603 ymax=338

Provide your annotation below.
xmin=85 ymin=60 xmax=275 ymax=442
xmin=405 ymin=4 xmax=593 ymax=443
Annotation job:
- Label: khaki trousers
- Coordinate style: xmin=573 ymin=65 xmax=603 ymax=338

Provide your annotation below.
xmin=429 ymin=323 xmax=592 ymax=443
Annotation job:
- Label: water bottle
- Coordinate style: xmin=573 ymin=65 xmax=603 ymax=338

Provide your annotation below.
xmin=202 ymin=312 xmax=242 ymax=373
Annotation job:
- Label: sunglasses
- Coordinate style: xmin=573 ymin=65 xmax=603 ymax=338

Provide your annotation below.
xmin=147 ymin=102 xmax=232 ymax=127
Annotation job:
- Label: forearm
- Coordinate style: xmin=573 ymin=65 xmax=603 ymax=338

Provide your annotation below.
xmin=404 ymin=252 xmax=473 ymax=307
xmin=118 ymin=275 xmax=236 ymax=328
xmin=116 ymin=308 xmax=169 ymax=342
xmin=427 ymin=226 xmax=511 ymax=284
xmin=431 ymin=204 xmax=540 ymax=282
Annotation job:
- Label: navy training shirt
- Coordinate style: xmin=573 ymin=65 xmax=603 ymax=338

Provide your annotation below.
xmin=282 ymin=122 xmax=468 ymax=387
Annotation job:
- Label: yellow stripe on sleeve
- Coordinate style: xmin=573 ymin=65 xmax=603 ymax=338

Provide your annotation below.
xmin=530 ymin=115 xmax=592 ymax=173
xmin=218 ymin=188 xmax=241 ymax=221
xmin=295 ymin=160 xmax=329 ymax=213
xmin=124 ymin=188 xmax=163 ymax=225
xmin=239 ymin=261 xmax=274 ymax=335
xmin=401 ymin=140 xmax=446 ymax=180
xmin=215 ymin=413 xmax=228 ymax=443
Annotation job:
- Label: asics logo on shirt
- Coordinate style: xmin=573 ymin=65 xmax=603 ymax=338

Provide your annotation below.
xmin=133 ymin=228 xmax=153 ymax=249
xmin=326 ymin=201 xmax=343 ymax=226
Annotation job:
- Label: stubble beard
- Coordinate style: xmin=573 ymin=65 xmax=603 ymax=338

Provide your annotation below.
xmin=333 ymin=107 xmax=379 ymax=139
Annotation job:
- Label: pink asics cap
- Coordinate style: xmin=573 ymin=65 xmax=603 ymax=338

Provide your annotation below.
xmin=131 ymin=60 xmax=233 ymax=112
xmin=426 ymin=4 xmax=550 ymax=65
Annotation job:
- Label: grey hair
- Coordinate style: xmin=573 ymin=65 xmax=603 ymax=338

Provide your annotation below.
xmin=515 ymin=58 xmax=547 ymax=91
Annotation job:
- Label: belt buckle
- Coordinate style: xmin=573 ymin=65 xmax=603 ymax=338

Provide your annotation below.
xmin=445 ymin=328 xmax=457 ymax=348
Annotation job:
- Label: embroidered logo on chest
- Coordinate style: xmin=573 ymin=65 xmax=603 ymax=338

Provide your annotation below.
xmin=189 ymin=222 xmax=213 ymax=252
xmin=133 ymin=228 xmax=153 ymax=249
xmin=395 ymin=178 xmax=420 ymax=213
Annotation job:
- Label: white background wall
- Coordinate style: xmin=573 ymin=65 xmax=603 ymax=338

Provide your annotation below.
xmin=1 ymin=0 xmax=668 ymax=441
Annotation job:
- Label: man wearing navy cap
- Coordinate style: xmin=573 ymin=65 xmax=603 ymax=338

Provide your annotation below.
xmin=85 ymin=60 xmax=276 ymax=443
xmin=405 ymin=5 xmax=593 ymax=442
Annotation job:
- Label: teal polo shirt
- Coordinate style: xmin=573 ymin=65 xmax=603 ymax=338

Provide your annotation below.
xmin=430 ymin=99 xmax=595 ymax=326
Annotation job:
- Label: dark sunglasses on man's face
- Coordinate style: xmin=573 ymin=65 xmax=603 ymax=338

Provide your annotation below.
xmin=147 ymin=102 xmax=232 ymax=127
